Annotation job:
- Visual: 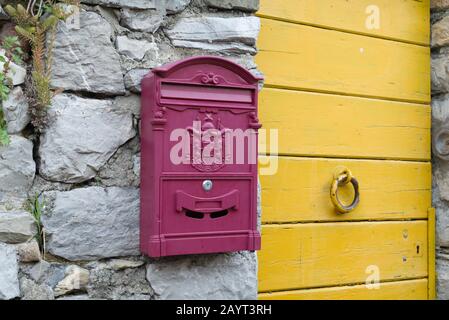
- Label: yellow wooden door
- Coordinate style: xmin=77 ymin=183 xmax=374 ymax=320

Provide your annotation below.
xmin=256 ymin=0 xmax=434 ymax=300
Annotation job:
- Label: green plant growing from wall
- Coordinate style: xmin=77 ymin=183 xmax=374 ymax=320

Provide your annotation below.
xmin=27 ymin=193 xmax=45 ymax=256
xmin=1 ymin=35 xmax=24 ymax=66
xmin=0 ymin=73 xmax=10 ymax=145
xmin=0 ymin=36 xmax=24 ymax=145
xmin=4 ymin=0 xmax=79 ymax=131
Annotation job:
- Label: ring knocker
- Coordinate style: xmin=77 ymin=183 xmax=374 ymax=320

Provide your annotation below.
xmin=433 ymin=127 xmax=449 ymax=161
xmin=330 ymin=167 xmax=360 ymax=214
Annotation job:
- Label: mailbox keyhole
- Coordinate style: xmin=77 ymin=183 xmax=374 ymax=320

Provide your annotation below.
xmin=210 ymin=210 xmax=229 ymax=219
xmin=185 ymin=210 xmax=204 ymax=219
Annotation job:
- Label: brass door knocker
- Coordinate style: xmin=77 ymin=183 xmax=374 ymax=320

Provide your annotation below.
xmin=330 ymin=166 xmax=360 ymax=214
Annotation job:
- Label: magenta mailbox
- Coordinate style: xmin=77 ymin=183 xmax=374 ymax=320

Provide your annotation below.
xmin=140 ymin=56 xmax=262 ymax=258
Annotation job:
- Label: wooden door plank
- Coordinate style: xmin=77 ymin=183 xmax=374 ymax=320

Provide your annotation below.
xmin=258 ymin=278 xmax=428 ymax=300
xmin=258 ymin=0 xmax=430 ymax=45
xmin=256 ymin=18 xmax=430 ymax=103
xmin=259 ymin=157 xmax=431 ymax=223
xmin=259 ymin=88 xmax=430 ymax=160
xmin=258 ymin=221 xmax=428 ymax=292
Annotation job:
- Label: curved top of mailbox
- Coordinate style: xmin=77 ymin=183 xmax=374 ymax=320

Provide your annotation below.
xmin=151 ymin=56 xmax=263 ymax=85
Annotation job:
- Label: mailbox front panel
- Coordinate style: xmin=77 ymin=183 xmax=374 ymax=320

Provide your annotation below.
xmin=140 ymin=56 xmax=262 ymax=258
xmin=160 ymin=107 xmax=256 ymax=174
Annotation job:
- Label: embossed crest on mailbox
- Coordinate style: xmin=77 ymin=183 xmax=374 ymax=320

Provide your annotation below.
xmin=140 ymin=56 xmax=262 ymax=258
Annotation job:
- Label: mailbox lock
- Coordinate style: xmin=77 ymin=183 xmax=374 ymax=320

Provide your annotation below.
xmin=202 ymin=180 xmax=213 ymax=191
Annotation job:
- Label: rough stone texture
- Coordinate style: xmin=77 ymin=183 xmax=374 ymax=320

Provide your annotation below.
xmin=21 ymin=261 xmax=51 ymax=283
xmin=120 ymin=8 xmax=165 ymax=33
xmin=433 ymin=15 xmax=449 ymax=48
xmin=432 ymin=0 xmax=449 ymax=11
xmin=39 ymin=94 xmax=135 ymax=183
xmin=434 ymin=180 xmax=449 ymax=247
xmin=124 ymin=69 xmax=149 ymax=93
xmin=0 ymin=199 xmax=20 ymax=216
xmin=28 ymin=176 xmax=73 ymax=197
xmin=433 ymin=160 xmax=449 ymax=204
xmin=432 ymin=8 xmax=449 ymax=300
xmin=0 ymin=243 xmax=20 ymax=300
xmin=0 ymin=136 xmax=35 ymax=193
xmin=438 ymin=212 xmax=449 ymax=247
xmin=431 ymin=93 xmax=449 ymax=125
xmin=431 ymin=93 xmax=449 ymax=162
xmin=228 ymin=54 xmax=259 ymax=71
xmin=0 ymin=211 xmax=36 ymax=244
xmin=87 ymin=260 xmax=151 ymax=300
xmin=113 ymin=94 xmax=141 ymax=118
xmin=16 ymin=239 xmax=41 ymax=263
xmin=107 ymin=258 xmax=145 ymax=271
xmin=116 ymin=36 xmax=157 ymax=60
xmin=431 ymin=92 xmax=449 ymax=248
xmin=21 ymin=261 xmax=66 ymax=288
xmin=438 ymin=252 xmax=449 ymax=299
xmin=205 ymin=0 xmax=259 ymax=12
xmin=165 ymin=0 xmax=191 ymax=14
xmin=19 ymin=277 xmax=54 ymax=300
xmin=41 ymin=264 xmax=67 ymax=288
xmin=96 ymin=137 xmax=140 ymax=187
xmin=432 ymin=53 xmax=449 ymax=94
xmin=42 ymin=187 xmax=140 ymax=261
xmin=82 ymin=0 xmax=157 ymax=9
xmin=0 ymin=49 xmax=26 ymax=85
xmin=132 ymin=153 xmax=140 ymax=177
xmin=54 ymin=265 xmax=89 ymax=297
xmin=1 ymin=87 xmax=30 ymax=134
xmin=0 ymin=194 xmax=26 ymax=215
xmin=146 ymin=252 xmax=257 ymax=300
xmin=57 ymin=294 xmax=90 ymax=300
xmin=166 ymin=16 xmax=260 ymax=54
xmin=88 ymin=4 xmax=128 ymax=34
xmin=51 ymin=11 xmax=125 ymax=95
xmin=118 ymin=40 xmax=173 ymax=72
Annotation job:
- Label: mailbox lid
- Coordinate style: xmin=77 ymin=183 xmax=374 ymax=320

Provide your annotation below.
xmin=151 ymin=56 xmax=262 ymax=109
xmin=152 ymin=56 xmax=263 ymax=84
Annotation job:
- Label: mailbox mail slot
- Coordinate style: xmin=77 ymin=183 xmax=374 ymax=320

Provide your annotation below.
xmin=140 ymin=56 xmax=262 ymax=258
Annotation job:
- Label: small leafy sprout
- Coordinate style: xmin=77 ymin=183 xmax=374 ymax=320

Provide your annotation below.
xmin=1 ymin=36 xmax=23 ymax=65
xmin=27 ymin=194 xmax=45 ymax=255
xmin=0 ymin=71 xmax=10 ymax=102
xmin=0 ymin=125 xmax=10 ymax=146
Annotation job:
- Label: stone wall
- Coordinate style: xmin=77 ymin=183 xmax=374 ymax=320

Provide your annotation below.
xmin=0 ymin=0 xmax=261 ymax=300
xmin=432 ymin=0 xmax=449 ymax=300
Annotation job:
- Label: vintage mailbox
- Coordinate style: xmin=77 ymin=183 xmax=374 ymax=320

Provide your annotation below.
xmin=140 ymin=56 xmax=262 ymax=257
